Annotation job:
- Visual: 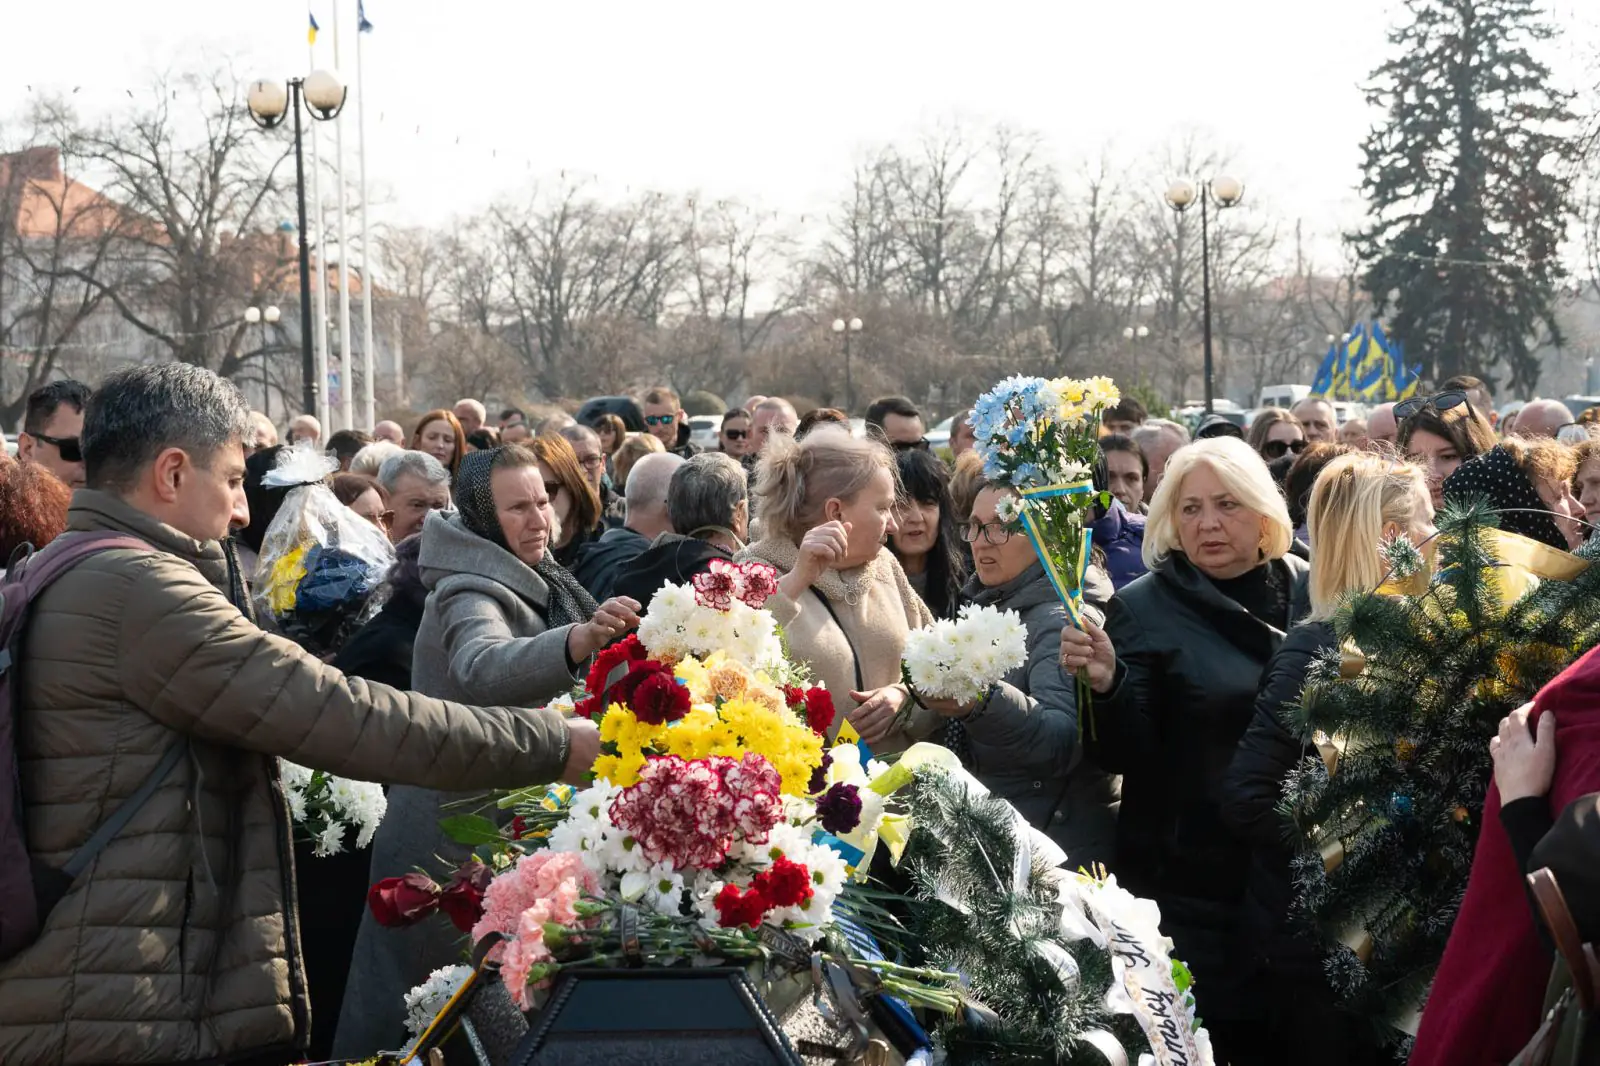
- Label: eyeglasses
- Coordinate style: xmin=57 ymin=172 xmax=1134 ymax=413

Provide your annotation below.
xmin=30 ymin=432 xmax=81 ymax=462
xmin=723 ymin=429 xmax=749 ymax=441
xmin=644 ymin=414 xmax=676 ymax=427
xmin=578 ymin=454 xmax=606 ymax=469
xmin=358 ymin=509 xmax=395 ymax=530
xmin=892 ymin=438 xmax=931 ymax=452
xmin=1395 ymin=390 xmax=1473 ymax=422
xmin=959 ymin=520 xmax=1015 ymax=546
xmin=1261 ymin=438 xmax=1309 ymax=460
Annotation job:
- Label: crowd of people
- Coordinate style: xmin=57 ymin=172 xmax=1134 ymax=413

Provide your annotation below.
xmin=0 ymin=366 xmax=1595 ymax=1066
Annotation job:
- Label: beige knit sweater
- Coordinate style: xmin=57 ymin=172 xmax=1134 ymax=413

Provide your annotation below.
xmin=738 ymin=537 xmax=938 ymax=752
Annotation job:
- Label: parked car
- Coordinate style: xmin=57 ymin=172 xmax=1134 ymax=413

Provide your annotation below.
xmin=927 ymin=416 xmax=954 ymax=449
xmin=689 ymin=415 xmax=722 ymax=451
xmin=577 ymin=396 xmax=645 ymax=432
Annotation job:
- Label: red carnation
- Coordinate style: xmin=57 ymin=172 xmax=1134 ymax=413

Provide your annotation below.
xmin=630 ymin=670 xmax=693 ymax=725
xmin=573 ymin=694 xmax=603 ymax=720
xmin=611 ymin=660 xmax=677 ymax=709
xmin=438 ymin=858 xmax=492 ymax=933
xmin=367 ymin=872 xmax=442 ymax=928
xmin=585 ymin=634 xmax=649 ymax=699
xmin=753 ymin=856 xmax=814 ymax=909
xmin=783 ymin=685 xmax=805 ymax=708
xmin=802 ymin=688 xmax=836 ymax=735
xmin=714 ymin=882 xmax=772 ymax=929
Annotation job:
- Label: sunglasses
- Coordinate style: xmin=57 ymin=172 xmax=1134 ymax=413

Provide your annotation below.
xmin=31 ymin=432 xmax=81 ymax=463
xmin=892 ymin=438 xmax=931 ymax=452
xmin=1395 ymin=390 xmax=1473 ymax=422
xmin=644 ymin=414 xmax=676 ymax=427
xmin=723 ymin=429 xmax=749 ymax=441
xmin=1261 ymin=438 xmax=1309 ymax=460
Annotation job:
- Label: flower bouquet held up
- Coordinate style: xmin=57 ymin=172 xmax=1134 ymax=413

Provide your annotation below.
xmin=901 ymin=604 xmax=1030 ymax=705
xmin=971 ymin=375 xmax=1120 ymax=724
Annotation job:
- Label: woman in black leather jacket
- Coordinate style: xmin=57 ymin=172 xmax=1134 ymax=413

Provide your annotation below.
xmin=1219 ymin=452 xmax=1434 ymax=1064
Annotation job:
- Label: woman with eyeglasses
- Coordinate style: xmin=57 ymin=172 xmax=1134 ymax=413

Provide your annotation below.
xmin=738 ymin=426 xmax=939 ymax=753
xmin=524 ymin=435 xmax=606 ymax=570
xmin=718 ymin=407 xmax=753 ymax=459
xmin=887 ymin=449 xmax=966 ymax=620
xmin=331 ymin=473 xmax=393 ymax=536
xmin=1247 ymin=408 xmax=1307 ymax=463
xmin=339 ymin=444 xmax=636 ymax=1054
xmin=922 ymin=483 xmax=1119 ymax=866
xmin=1059 ymin=436 xmax=1310 ymax=1064
xmin=1396 ymin=390 xmax=1498 ymax=510
xmin=1220 ymin=454 xmax=1434 ymax=1065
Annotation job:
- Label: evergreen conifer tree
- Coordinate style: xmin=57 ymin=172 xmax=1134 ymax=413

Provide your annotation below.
xmin=1353 ymin=0 xmax=1578 ymax=393
xmin=1283 ymin=500 xmax=1600 ymax=1044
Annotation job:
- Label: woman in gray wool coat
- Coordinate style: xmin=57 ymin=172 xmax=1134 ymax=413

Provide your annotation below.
xmin=334 ymin=445 xmax=641 ymax=1056
xmin=918 ymin=483 xmax=1120 ymax=870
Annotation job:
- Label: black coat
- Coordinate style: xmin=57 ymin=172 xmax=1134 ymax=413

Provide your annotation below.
xmin=331 ymin=587 xmax=427 ymax=692
xmin=1216 ymin=618 xmax=1388 ymax=1065
xmin=571 ymin=526 xmax=651 ymax=601
xmin=611 ymin=535 xmax=731 ymax=613
xmin=1085 ymin=551 xmax=1310 ymax=1025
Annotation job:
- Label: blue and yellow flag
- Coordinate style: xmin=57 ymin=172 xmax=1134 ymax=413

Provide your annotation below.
xmin=1311 ymin=322 xmax=1424 ymax=403
xmin=308 ymin=12 xmax=320 ymax=44
xmin=358 ymin=0 xmax=373 ymax=32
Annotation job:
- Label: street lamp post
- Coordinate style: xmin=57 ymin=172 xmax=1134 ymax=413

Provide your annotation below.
xmin=246 ymin=72 xmax=347 ymax=420
xmin=244 ymin=305 xmax=282 ymax=420
xmin=1164 ymin=176 xmax=1244 ymax=413
xmin=831 ymin=316 xmax=864 ymax=414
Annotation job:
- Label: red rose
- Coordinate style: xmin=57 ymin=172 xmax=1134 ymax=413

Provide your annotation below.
xmin=713 ymin=882 xmax=771 ymax=928
xmin=631 ymin=670 xmax=692 ymax=725
xmin=753 ymin=856 xmax=814 ymax=909
xmin=438 ymin=879 xmax=486 ymax=933
xmin=802 ymin=688 xmax=836 ymax=735
xmin=367 ymin=872 xmax=442 ymax=928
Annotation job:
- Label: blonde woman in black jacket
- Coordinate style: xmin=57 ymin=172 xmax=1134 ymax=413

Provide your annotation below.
xmin=1219 ymin=453 xmax=1434 ymax=1064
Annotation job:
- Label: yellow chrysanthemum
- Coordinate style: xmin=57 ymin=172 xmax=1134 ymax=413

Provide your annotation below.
xmin=675 ymin=656 xmax=712 ymax=703
xmin=264 ymin=544 xmax=311 ymax=615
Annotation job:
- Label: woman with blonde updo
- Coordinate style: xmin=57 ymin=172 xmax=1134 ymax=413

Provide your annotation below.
xmin=738 ymin=426 xmax=937 ymax=752
xmin=1219 ymin=452 xmax=1433 ymax=1064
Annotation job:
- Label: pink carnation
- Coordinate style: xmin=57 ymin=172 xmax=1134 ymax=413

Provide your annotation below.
xmin=471 ymin=850 xmax=597 ymax=962
xmin=499 ymin=902 xmax=555 ymax=1010
xmin=610 ymin=752 xmax=783 ymax=870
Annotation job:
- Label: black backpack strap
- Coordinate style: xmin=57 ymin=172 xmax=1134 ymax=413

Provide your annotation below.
xmin=810 ymin=588 xmax=864 ymax=692
xmin=60 ymin=737 xmax=187 ymax=879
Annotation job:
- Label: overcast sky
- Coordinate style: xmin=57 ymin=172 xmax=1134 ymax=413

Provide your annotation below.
xmin=5 ymin=0 xmax=1596 ymax=267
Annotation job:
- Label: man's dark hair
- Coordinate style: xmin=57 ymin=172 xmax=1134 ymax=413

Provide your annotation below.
xmin=82 ymin=363 xmax=253 ymax=492
xmin=500 ymin=407 xmax=526 ymax=425
xmin=1103 ymin=397 xmax=1147 ymax=426
xmin=1441 ymin=374 xmax=1493 ymax=405
xmin=24 ymin=379 xmax=92 ymax=435
xmin=325 ymin=429 xmax=373 ymax=466
xmin=865 ymin=395 xmax=920 ymax=431
xmin=1099 ymin=433 xmax=1148 ymax=479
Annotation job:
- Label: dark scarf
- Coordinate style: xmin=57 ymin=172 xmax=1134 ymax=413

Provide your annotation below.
xmin=1443 ymin=444 xmax=1567 ymax=551
xmin=454 ymin=448 xmax=598 ymax=629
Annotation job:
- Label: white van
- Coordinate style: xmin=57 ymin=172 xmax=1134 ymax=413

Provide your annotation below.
xmin=1258 ymin=384 xmax=1311 ymax=410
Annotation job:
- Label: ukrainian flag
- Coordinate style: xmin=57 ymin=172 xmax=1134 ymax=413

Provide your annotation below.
xmin=308 ymin=11 xmax=320 ymax=45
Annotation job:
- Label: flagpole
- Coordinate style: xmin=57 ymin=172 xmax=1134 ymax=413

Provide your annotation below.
xmin=332 ymin=0 xmax=355 ymax=432
xmin=308 ymin=32 xmax=330 ymax=431
xmin=356 ymin=8 xmax=376 ymax=432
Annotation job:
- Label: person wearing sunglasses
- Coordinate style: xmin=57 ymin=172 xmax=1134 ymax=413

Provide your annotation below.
xmin=1246 ymin=408 xmax=1307 ymax=463
xmin=1395 ymin=390 xmax=1497 ymax=510
xmin=718 ymin=407 xmax=753 ymax=459
xmin=641 ymin=385 xmax=700 ymax=457
xmin=865 ymin=394 xmax=928 ymax=450
xmin=17 ymin=378 xmax=91 ymax=489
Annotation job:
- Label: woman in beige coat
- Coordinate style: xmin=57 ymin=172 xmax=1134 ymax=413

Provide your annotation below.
xmin=738 ymin=427 xmax=936 ymax=752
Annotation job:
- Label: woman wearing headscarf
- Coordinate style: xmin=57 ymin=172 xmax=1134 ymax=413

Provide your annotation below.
xmin=1444 ymin=438 xmax=1587 ymax=551
xmin=1060 ymin=436 xmax=1310 ymax=1065
xmin=335 ymin=445 xmax=640 ymax=1057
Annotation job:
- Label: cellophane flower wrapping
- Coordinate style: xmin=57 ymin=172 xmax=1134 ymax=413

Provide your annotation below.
xmin=252 ymin=444 xmax=396 ymax=655
xmin=902 ymin=604 xmax=1030 ymax=703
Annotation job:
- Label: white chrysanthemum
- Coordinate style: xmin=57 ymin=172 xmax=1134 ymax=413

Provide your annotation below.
xmin=642 ymin=864 xmax=687 ymax=916
xmin=279 ymin=760 xmax=314 ymax=791
xmin=313 ymin=820 xmax=345 ymax=857
xmin=903 ymin=604 xmax=1028 ymax=701
xmin=286 ymin=787 xmax=307 ymax=822
xmin=403 ymin=964 xmax=473 ymax=1039
xmin=690 ymin=873 xmax=727 ymax=931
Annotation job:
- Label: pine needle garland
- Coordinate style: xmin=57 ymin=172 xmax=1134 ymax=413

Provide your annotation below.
xmin=1283 ymin=497 xmax=1600 ymax=1043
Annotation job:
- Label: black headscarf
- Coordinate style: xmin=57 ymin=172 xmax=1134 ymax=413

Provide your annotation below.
xmin=453 ymin=447 xmax=599 ymax=628
xmin=1443 ymin=444 xmax=1567 ymax=551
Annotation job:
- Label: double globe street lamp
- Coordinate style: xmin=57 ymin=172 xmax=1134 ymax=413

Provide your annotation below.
xmin=1164 ymin=175 xmax=1244 ymax=414
xmin=244 ymin=305 xmax=281 ymax=419
xmin=831 ymin=316 xmax=864 ymax=414
xmin=246 ymin=71 xmax=347 ymax=419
